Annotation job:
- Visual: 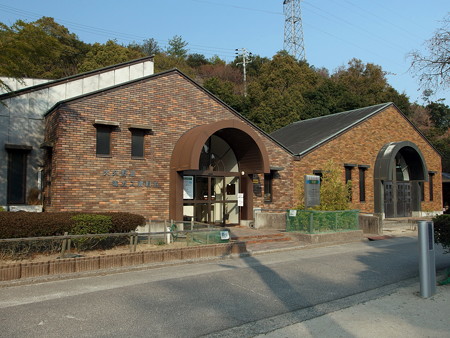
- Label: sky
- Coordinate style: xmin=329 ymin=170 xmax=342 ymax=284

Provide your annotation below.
xmin=0 ymin=0 xmax=449 ymax=104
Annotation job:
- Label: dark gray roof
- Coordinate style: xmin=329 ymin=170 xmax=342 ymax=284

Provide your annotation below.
xmin=271 ymin=102 xmax=393 ymax=155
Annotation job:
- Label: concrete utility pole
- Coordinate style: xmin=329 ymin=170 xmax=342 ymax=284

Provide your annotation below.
xmin=283 ymin=0 xmax=306 ymax=61
xmin=235 ymin=48 xmax=253 ymax=97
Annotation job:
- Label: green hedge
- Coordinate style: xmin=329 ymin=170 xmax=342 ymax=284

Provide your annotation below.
xmin=433 ymin=214 xmax=450 ymax=254
xmin=0 ymin=212 xmax=145 ymax=239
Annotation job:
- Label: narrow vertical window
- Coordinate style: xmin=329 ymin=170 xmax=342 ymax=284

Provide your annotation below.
xmin=419 ymin=182 xmax=425 ymax=202
xmin=131 ymin=129 xmax=145 ymax=158
xmin=429 ymin=172 xmax=435 ymax=201
xmin=344 ymin=164 xmax=355 ymax=201
xmin=6 ymin=146 xmax=31 ymax=204
xmin=96 ymin=125 xmax=112 ymax=156
xmin=264 ymin=173 xmax=273 ymax=202
xmin=359 ymin=167 xmax=366 ymax=202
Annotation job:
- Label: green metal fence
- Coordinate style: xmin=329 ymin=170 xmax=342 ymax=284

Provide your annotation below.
xmin=286 ymin=210 xmax=359 ymax=234
xmin=185 ymin=229 xmax=231 ymax=246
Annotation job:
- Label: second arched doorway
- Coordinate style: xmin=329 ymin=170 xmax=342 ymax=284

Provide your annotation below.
xmin=374 ymin=141 xmax=428 ymax=218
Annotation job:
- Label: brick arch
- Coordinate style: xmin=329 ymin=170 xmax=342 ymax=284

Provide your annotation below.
xmin=374 ymin=141 xmax=428 ymax=217
xmin=169 ymin=119 xmax=270 ymax=221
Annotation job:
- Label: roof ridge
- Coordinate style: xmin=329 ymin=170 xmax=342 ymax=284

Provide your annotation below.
xmin=291 ymin=102 xmax=392 ymax=125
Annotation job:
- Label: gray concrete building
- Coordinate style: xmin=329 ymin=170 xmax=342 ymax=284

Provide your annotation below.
xmin=0 ymin=57 xmax=154 ymax=209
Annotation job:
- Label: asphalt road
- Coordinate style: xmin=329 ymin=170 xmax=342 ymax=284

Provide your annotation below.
xmin=1 ymin=236 xmax=449 ymax=337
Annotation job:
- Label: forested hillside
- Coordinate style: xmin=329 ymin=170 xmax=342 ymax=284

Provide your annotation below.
xmin=1 ymin=17 xmax=449 ymax=171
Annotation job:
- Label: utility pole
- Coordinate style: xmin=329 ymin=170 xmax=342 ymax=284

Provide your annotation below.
xmin=235 ymin=48 xmax=253 ymax=97
xmin=283 ymin=0 xmax=306 ymax=61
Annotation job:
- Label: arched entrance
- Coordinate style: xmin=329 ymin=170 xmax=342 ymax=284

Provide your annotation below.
xmin=374 ymin=141 xmax=428 ymax=218
xmin=169 ymin=120 xmax=270 ymax=224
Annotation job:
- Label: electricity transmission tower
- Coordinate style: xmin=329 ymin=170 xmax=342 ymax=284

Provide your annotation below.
xmin=283 ymin=0 xmax=306 ymax=61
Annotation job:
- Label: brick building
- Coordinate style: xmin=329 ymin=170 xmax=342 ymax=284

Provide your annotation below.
xmin=1 ymin=58 xmax=443 ymax=224
xmin=43 ymin=68 xmax=294 ymax=224
xmin=271 ymin=103 xmax=443 ymax=218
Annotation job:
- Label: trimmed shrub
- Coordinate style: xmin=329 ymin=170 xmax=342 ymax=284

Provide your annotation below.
xmin=70 ymin=214 xmax=113 ymax=251
xmin=0 ymin=212 xmax=145 ymax=239
xmin=433 ymin=214 xmax=450 ymax=254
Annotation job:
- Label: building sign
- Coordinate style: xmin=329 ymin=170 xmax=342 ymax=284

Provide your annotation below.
xmin=183 ymin=176 xmax=194 ymax=200
xmin=304 ymin=174 xmax=320 ymax=207
xmin=237 ymin=193 xmax=244 ymax=207
xmin=102 ymin=169 xmax=159 ymax=188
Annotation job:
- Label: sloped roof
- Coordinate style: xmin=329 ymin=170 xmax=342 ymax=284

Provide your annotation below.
xmin=0 ymin=56 xmax=154 ymax=100
xmin=271 ymin=102 xmax=393 ymax=155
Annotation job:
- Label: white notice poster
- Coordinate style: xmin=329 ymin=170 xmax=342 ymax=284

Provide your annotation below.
xmin=183 ymin=176 xmax=194 ymax=199
xmin=237 ymin=193 xmax=244 ymax=207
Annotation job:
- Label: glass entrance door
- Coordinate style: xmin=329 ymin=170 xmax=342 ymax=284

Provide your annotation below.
xmin=183 ymin=175 xmax=239 ymax=225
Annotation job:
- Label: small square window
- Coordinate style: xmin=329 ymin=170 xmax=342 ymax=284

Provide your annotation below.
xmin=131 ymin=129 xmax=145 ymax=158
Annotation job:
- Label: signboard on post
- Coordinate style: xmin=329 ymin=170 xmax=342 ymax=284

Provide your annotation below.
xmin=304 ymin=175 xmax=320 ymax=208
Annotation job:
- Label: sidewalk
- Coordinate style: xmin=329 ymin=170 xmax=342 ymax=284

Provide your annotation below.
xmin=256 ymin=278 xmax=450 ymax=338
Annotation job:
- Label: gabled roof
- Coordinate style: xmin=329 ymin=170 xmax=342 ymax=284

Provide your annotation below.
xmin=270 ymin=103 xmax=394 ymax=156
xmin=45 ymin=68 xmax=293 ymax=155
xmin=0 ymin=56 xmax=154 ymax=100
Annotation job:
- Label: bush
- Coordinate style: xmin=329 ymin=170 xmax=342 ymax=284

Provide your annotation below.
xmin=70 ymin=214 xmax=113 ymax=251
xmin=0 ymin=212 xmax=145 ymax=239
xmin=433 ymin=214 xmax=450 ymax=253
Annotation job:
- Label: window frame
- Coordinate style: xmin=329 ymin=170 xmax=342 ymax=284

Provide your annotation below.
xmin=131 ymin=129 xmax=146 ymax=159
xmin=95 ymin=125 xmax=113 ymax=157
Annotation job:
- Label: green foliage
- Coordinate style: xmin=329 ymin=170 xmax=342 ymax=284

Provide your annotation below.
xmin=0 ymin=212 xmax=144 ymax=239
xmin=70 ymin=214 xmax=112 ymax=251
xmin=0 ymin=17 xmax=89 ymax=79
xmin=166 ymin=35 xmax=188 ymax=59
xmin=0 ymin=207 xmax=5 ymax=212
xmin=286 ymin=210 xmax=359 ymax=233
xmin=70 ymin=214 xmax=112 ymax=234
xmin=433 ymin=214 xmax=450 ymax=253
xmin=316 ymin=161 xmax=351 ymax=211
xmin=426 ymin=101 xmax=450 ymax=129
xmin=78 ymin=40 xmax=145 ymax=73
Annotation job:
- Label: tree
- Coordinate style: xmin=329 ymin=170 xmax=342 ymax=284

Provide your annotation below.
xmin=410 ymin=14 xmax=450 ymax=91
xmin=426 ymin=101 xmax=450 ymax=130
xmin=247 ymin=51 xmax=321 ymax=132
xmin=129 ymin=38 xmax=160 ymax=56
xmin=165 ymin=35 xmax=188 ymax=59
xmin=0 ymin=17 xmax=88 ymax=80
xmin=331 ymin=58 xmax=411 ymax=114
xmin=186 ymin=53 xmax=210 ymax=68
xmin=316 ymin=161 xmax=351 ymax=211
xmin=78 ymin=40 xmax=145 ymax=72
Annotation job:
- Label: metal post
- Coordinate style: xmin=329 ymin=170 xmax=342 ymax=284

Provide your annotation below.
xmin=418 ymin=221 xmax=436 ymax=298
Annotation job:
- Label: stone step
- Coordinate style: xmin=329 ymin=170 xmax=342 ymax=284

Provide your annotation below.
xmin=231 ymin=233 xmax=291 ymax=244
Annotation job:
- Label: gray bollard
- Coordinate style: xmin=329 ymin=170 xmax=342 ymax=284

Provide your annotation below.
xmin=418 ymin=221 xmax=436 ymax=298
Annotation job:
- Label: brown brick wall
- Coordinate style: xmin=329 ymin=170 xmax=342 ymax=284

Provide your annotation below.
xmin=293 ymin=106 xmax=442 ymax=213
xmin=44 ymin=72 xmax=294 ymax=220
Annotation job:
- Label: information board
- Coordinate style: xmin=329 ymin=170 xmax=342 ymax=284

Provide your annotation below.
xmin=304 ymin=175 xmax=320 ymax=207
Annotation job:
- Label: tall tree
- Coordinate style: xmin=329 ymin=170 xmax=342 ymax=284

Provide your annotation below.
xmin=165 ymin=35 xmax=188 ymax=59
xmin=410 ymin=14 xmax=450 ymax=91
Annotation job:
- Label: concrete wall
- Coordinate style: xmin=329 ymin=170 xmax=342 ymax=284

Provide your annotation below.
xmin=0 ymin=59 xmax=154 ymax=206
